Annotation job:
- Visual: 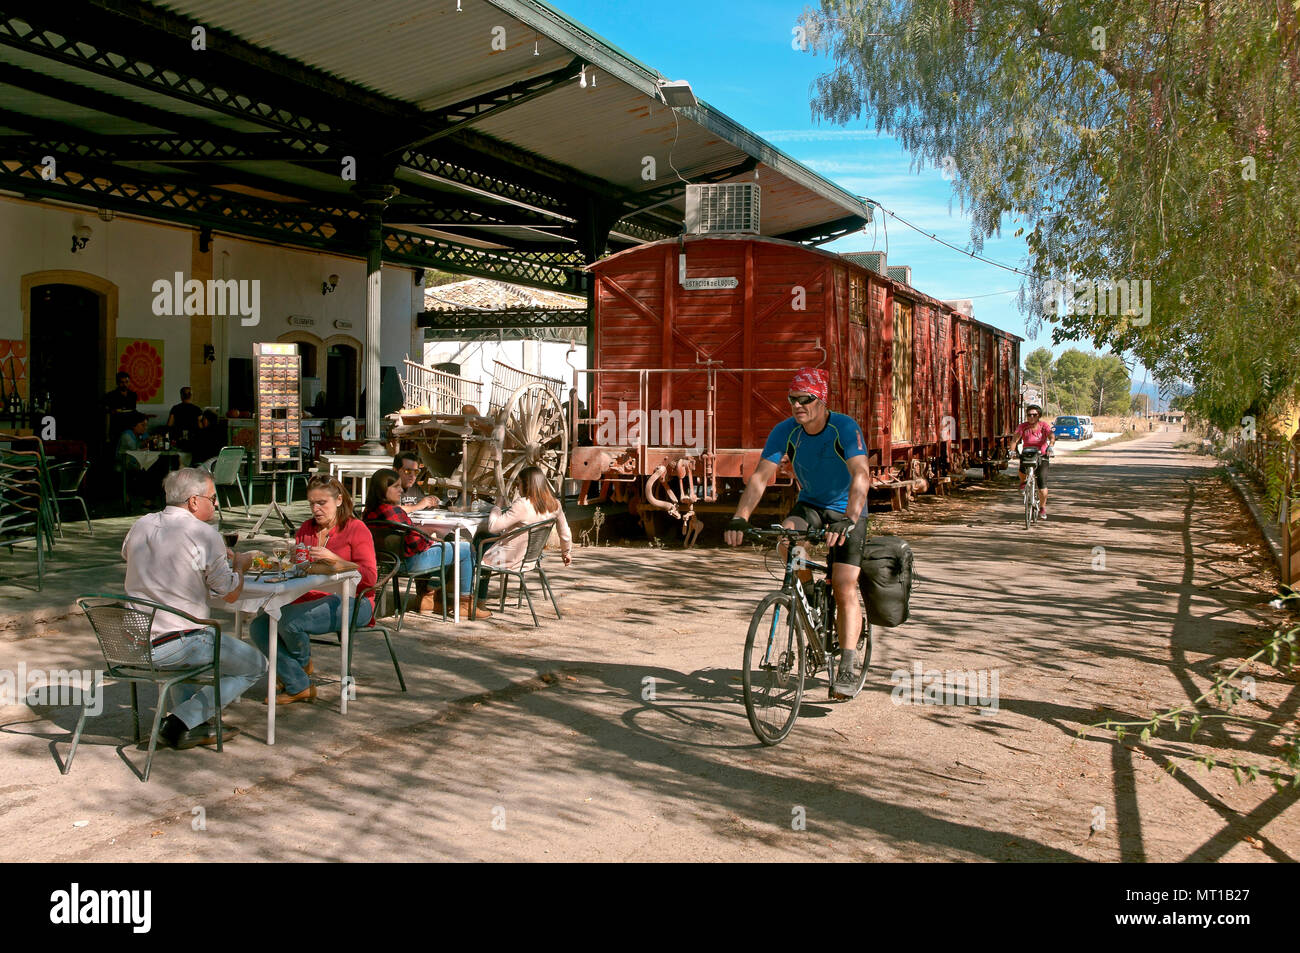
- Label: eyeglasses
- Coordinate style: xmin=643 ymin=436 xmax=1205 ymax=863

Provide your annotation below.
xmin=1027 ymin=412 xmax=1040 ymax=417
xmin=400 ymin=465 xmax=421 ymax=473
xmin=788 ymin=394 xmax=817 ymax=406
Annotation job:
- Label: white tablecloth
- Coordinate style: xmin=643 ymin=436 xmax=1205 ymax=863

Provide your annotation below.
xmin=125 ymin=449 xmax=192 ymax=470
xmin=217 ymin=569 xmax=361 ymax=744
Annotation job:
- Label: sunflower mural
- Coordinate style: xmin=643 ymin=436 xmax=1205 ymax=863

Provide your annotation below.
xmin=116 ymin=338 xmax=164 ymax=402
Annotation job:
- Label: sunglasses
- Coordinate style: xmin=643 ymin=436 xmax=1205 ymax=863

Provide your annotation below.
xmin=788 ymin=394 xmax=817 ymax=406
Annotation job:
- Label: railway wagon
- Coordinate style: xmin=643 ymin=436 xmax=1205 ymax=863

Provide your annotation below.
xmin=567 ymin=234 xmax=1021 ymax=538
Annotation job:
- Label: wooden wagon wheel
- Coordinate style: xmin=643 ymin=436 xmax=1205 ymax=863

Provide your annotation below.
xmin=493 ymin=381 xmax=568 ymax=498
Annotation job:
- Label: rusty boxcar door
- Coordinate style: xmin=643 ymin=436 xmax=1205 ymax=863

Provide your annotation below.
xmin=891 ymin=298 xmax=914 ymax=445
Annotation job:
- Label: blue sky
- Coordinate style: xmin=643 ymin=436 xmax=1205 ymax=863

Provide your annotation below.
xmin=551 ymin=0 xmax=1126 ymax=371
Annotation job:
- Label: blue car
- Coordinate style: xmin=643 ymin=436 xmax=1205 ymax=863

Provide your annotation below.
xmin=1054 ymin=415 xmax=1084 ymax=440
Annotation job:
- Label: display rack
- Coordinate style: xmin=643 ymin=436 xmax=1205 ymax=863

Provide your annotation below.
xmin=250 ymin=342 xmax=301 ymax=534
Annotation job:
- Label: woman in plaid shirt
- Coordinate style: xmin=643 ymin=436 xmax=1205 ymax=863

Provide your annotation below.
xmin=363 ymin=468 xmax=486 ymax=619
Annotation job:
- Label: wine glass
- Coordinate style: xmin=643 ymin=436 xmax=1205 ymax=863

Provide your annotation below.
xmin=222 ymin=531 xmax=238 ymax=550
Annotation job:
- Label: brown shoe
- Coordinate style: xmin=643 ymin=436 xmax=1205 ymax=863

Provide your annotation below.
xmin=463 ymin=597 xmax=491 ymax=621
xmin=275 ymin=684 xmax=317 ymax=705
xmin=418 ymin=590 xmax=443 ymax=614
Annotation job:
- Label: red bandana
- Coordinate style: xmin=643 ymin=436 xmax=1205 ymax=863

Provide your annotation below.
xmin=789 ymin=367 xmax=829 ymax=404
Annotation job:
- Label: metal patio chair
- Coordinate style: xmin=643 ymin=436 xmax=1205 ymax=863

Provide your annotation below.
xmin=471 ymin=517 xmax=560 ymax=628
xmin=66 ymin=596 xmax=226 ymax=782
xmin=48 ymin=459 xmax=92 ymax=535
xmin=0 ymin=461 xmax=50 ymax=590
xmin=309 ymin=551 xmax=406 ymax=692
xmin=211 ymin=446 xmax=248 ymax=525
xmin=365 ymin=519 xmax=455 ymax=626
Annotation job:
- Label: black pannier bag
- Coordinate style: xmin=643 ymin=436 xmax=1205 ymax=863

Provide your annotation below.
xmin=858 ymin=535 xmax=914 ymax=627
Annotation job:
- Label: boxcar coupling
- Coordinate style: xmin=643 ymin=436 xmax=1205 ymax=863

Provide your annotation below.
xmin=567 ymin=235 xmax=1022 ymax=539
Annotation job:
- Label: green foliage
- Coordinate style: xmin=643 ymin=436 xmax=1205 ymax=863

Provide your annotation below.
xmin=423 ymin=269 xmax=463 ymax=288
xmin=803 ymin=0 xmax=1300 ymax=432
xmin=1020 ymin=347 xmax=1132 ymax=415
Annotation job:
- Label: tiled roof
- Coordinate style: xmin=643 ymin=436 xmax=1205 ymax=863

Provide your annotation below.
xmin=423 ymin=279 xmax=585 ymax=312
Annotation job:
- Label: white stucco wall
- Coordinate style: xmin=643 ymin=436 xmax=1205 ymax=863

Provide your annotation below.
xmin=0 ymin=196 xmax=417 ymax=417
xmin=0 ymin=199 xmax=191 ymax=417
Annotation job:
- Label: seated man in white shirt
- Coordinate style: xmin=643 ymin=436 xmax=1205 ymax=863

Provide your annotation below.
xmin=122 ymin=467 xmax=267 ymax=749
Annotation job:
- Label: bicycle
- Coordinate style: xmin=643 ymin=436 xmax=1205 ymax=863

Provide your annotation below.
xmin=741 ymin=526 xmax=872 ymax=746
xmin=1019 ymin=446 xmax=1044 ymax=529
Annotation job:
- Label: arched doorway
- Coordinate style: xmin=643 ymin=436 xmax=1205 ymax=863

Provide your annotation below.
xmin=277 ymin=330 xmax=323 ymax=411
xmin=322 ymin=334 xmax=361 ymax=421
xmin=21 ymin=271 xmax=118 ymax=447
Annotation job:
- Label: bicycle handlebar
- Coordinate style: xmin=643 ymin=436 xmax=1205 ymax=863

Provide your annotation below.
xmin=745 ymin=525 xmax=828 ymax=543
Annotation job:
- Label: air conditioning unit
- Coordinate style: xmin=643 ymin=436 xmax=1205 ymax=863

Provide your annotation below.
xmin=887 ymin=265 xmax=912 ymax=286
xmin=844 ymin=251 xmax=887 ymax=275
xmin=684 ymin=183 xmax=761 ymax=235
xmin=943 ymin=299 xmax=974 ymax=317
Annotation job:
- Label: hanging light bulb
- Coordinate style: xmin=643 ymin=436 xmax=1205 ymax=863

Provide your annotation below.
xmin=456 ymin=0 xmax=461 ymax=10
xmin=579 ymin=65 xmax=587 ymax=88
xmin=590 ymin=70 xmax=596 ymax=87
xmin=533 ymin=38 xmax=539 ymax=55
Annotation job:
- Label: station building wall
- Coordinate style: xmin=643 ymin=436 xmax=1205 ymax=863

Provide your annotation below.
xmin=0 ymin=196 xmax=418 ymax=431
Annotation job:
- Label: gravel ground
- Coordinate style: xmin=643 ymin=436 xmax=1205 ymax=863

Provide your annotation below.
xmin=1 ymin=431 xmax=1295 ymax=862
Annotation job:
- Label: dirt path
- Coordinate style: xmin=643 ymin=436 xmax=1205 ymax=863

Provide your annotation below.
xmin=3 ymin=431 xmax=1295 ymax=861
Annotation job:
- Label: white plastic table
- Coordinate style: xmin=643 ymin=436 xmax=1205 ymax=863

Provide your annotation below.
xmin=320 ymin=454 xmax=392 ymax=501
xmin=219 ymin=569 xmax=361 ymax=745
xmin=409 ymin=508 xmax=490 ymax=538
xmin=124 ymin=449 xmax=192 ymax=470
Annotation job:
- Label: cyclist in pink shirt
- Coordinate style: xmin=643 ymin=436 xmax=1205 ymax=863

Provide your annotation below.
xmin=1015 ymin=405 xmax=1056 ymax=520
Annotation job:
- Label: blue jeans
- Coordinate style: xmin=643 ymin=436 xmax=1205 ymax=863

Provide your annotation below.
xmin=248 ymin=596 xmax=373 ymax=695
xmin=404 ymin=541 xmax=474 ymax=596
xmin=151 ymin=626 xmax=269 ymax=729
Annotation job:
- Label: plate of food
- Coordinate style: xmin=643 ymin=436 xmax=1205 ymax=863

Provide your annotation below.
xmin=244 ymin=551 xmax=309 ymax=582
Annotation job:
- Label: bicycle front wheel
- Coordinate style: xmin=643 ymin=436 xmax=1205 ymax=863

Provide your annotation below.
xmin=743 ymin=591 xmax=807 ymax=745
xmin=1024 ymin=471 xmax=1035 ymax=529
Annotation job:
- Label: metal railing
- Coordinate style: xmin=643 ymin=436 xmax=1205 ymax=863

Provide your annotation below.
xmin=401 ymin=359 xmax=482 ymax=416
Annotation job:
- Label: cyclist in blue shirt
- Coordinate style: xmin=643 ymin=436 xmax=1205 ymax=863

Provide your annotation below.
xmin=725 ymin=368 xmax=872 ymax=698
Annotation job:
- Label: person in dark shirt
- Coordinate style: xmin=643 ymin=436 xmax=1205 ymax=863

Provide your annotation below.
xmin=392 ymin=450 xmax=441 ymax=511
xmin=191 ymin=410 xmax=225 ymax=468
xmin=104 ymin=372 xmax=137 ymax=443
xmin=167 ymin=387 xmax=203 ymax=447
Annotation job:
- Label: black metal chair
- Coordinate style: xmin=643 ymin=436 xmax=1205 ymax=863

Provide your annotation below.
xmin=68 ymin=596 xmax=225 ymax=782
xmin=48 ymin=459 xmax=92 ymax=535
xmin=309 ymin=551 xmax=406 ymax=692
xmin=365 ymin=519 xmax=455 ymax=627
xmin=471 ymin=517 xmax=560 ymax=627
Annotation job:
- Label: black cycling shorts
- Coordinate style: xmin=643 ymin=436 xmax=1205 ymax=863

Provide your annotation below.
xmin=786 ymin=501 xmax=869 ymax=568
xmin=1018 ymin=455 xmax=1049 ymax=487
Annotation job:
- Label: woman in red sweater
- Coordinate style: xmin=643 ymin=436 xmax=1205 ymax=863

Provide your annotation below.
xmin=249 ymin=474 xmax=377 ymax=704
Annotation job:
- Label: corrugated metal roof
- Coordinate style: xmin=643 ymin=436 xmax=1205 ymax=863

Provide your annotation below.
xmin=148 ymin=0 xmax=871 ymax=235
xmin=0 ymin=0 xmax=870 ymax=275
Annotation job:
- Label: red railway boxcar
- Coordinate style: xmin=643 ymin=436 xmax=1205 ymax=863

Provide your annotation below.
xmin=568 ymin=234 xmax=1021 ymax=538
